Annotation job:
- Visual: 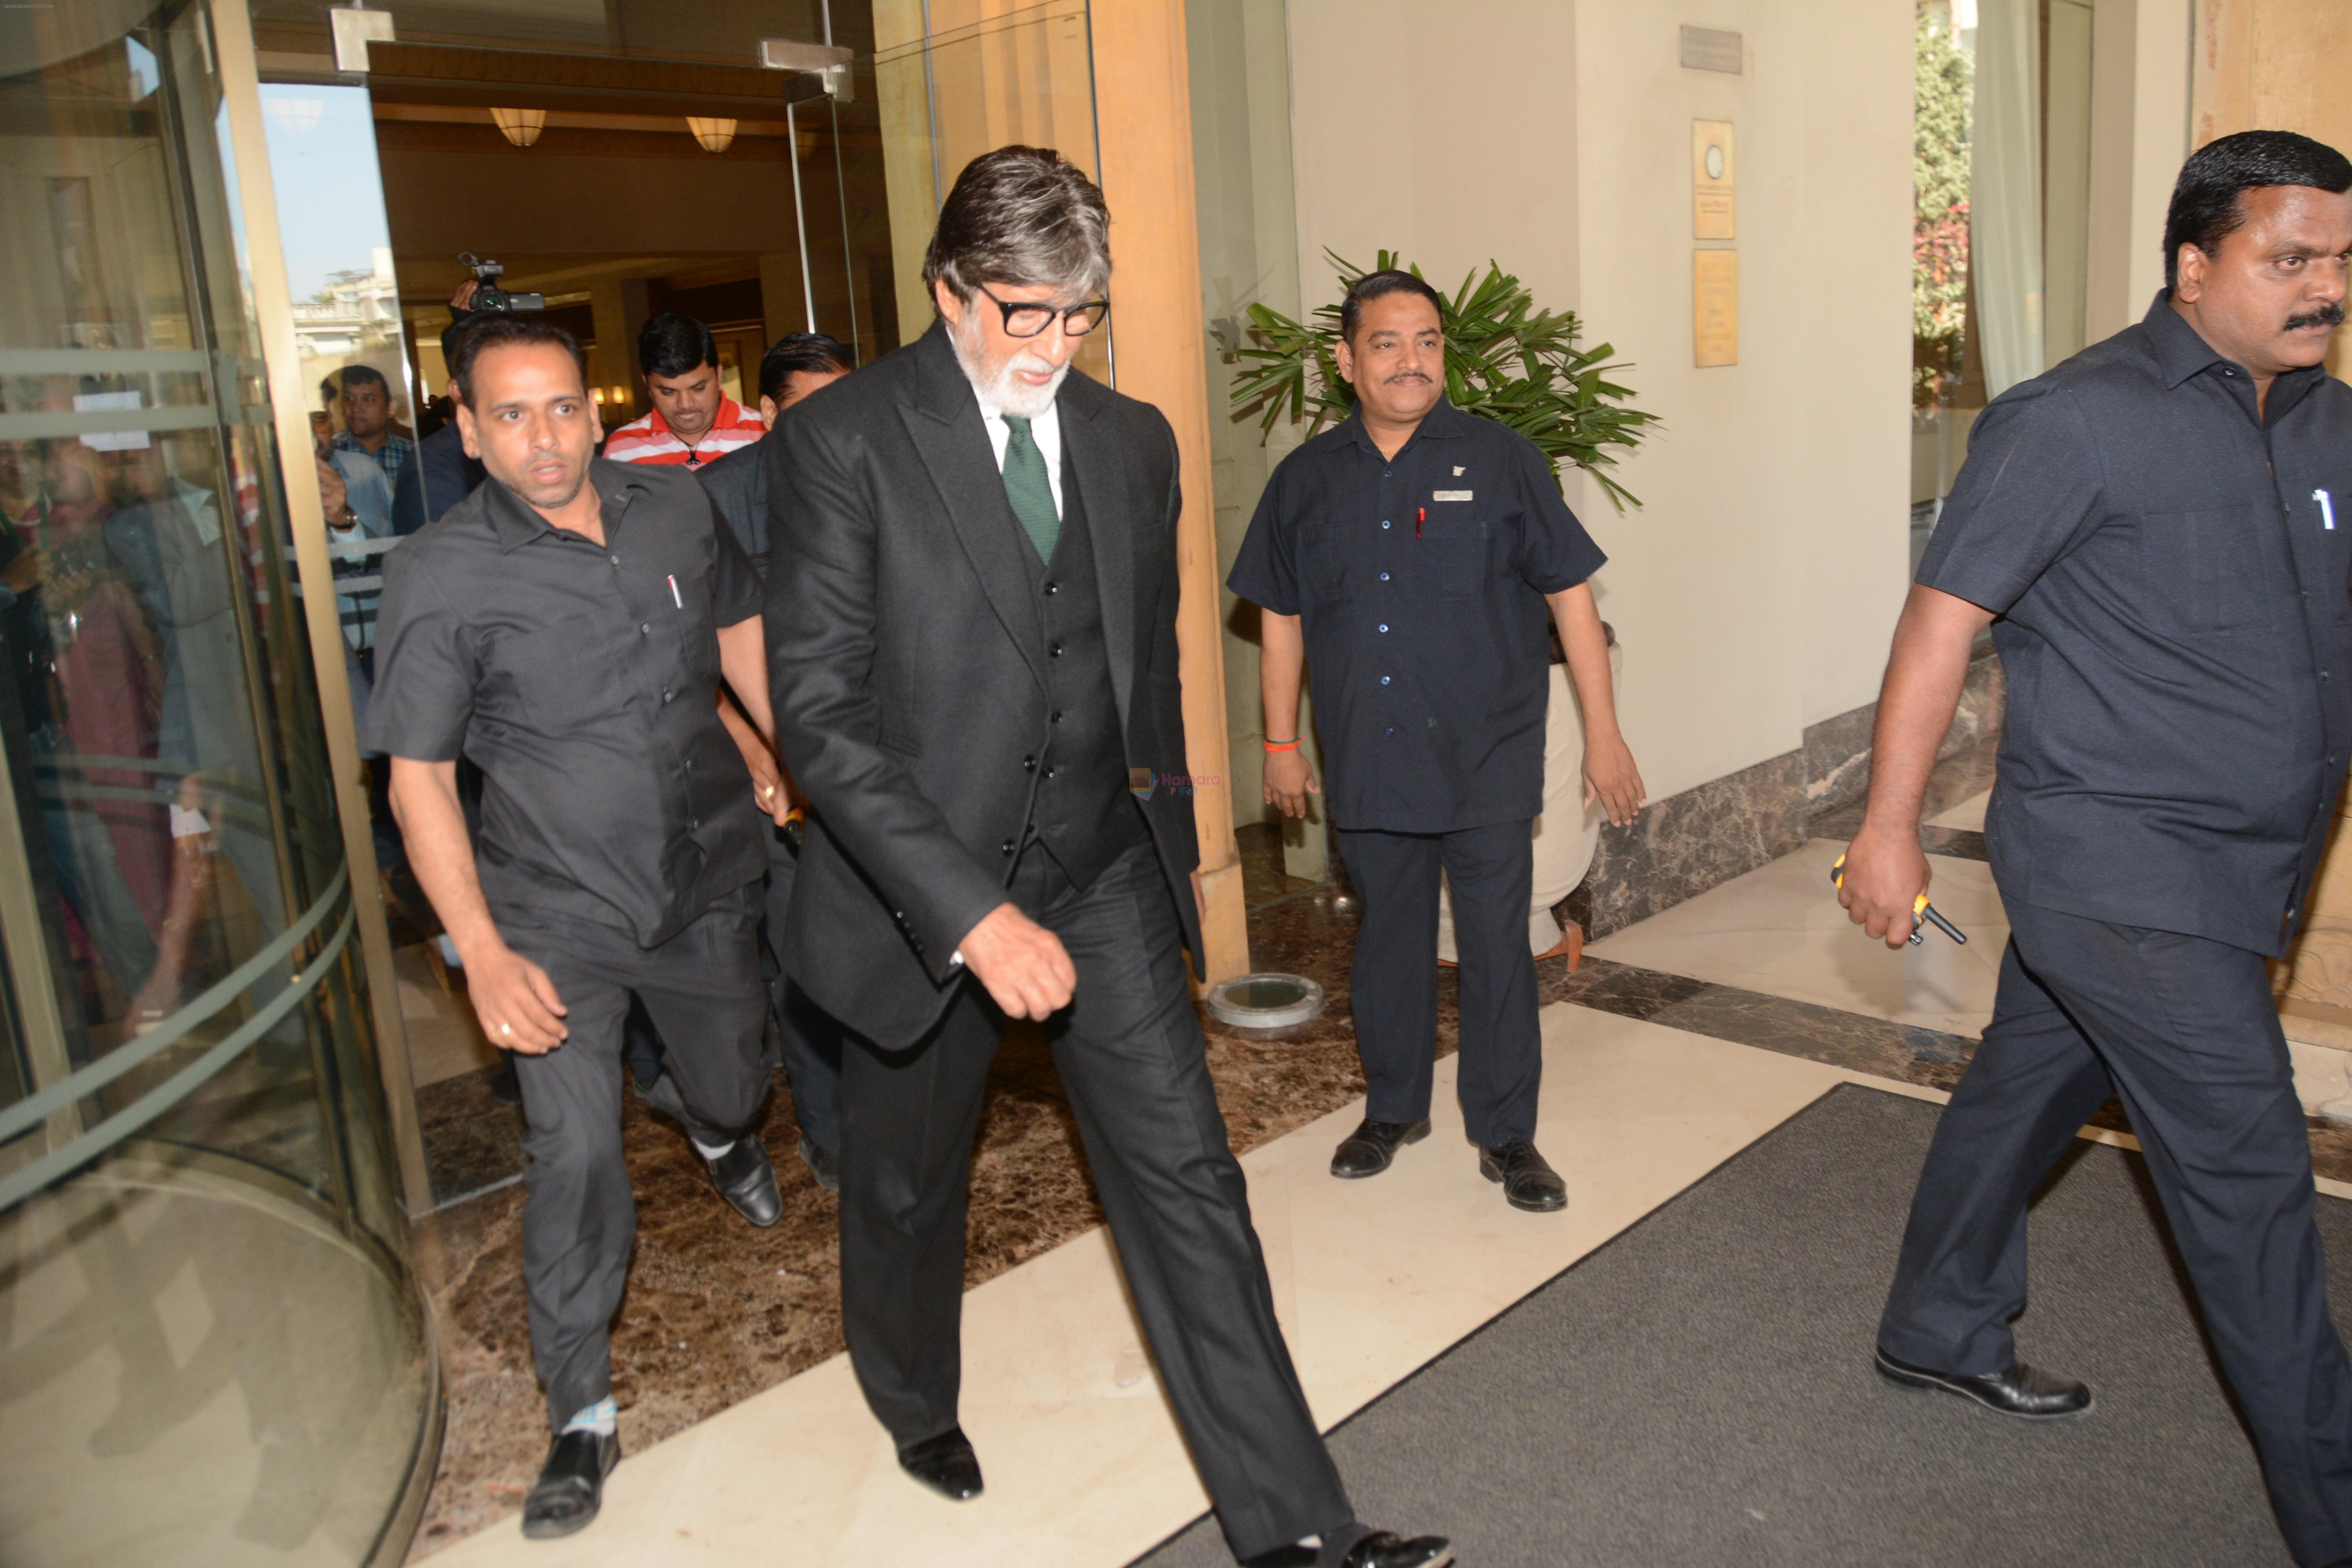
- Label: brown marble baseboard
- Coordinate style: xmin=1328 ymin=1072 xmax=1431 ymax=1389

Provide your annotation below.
xmin=1567 ymin=748 xmax=1809 ymax=941
xmin=1802 ymin=645 xmax=2007 ymax=821
xmin=1567 ymin=648 xmax=2007 ymax=944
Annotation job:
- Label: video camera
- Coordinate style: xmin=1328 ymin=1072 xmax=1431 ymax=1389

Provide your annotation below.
xmin=457 ymin=252 xmax=544 ymax=313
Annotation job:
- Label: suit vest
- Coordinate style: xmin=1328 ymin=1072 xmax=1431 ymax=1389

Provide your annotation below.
xmin=1022 ymin=454 xmax=1147 ymax=891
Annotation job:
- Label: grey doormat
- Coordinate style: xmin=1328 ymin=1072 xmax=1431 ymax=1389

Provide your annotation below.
xmin=1133 ymin=1083 xmax=2350 ymax=1567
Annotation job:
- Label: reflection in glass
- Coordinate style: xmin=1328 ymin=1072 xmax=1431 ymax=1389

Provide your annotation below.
xmin=0 ymin=4 xmax=436 ymax=1562
xmin=1909 ymin=0 xmax=2094 ymax=570
xmin=876 ymin=0 xmax=1112 ymax=385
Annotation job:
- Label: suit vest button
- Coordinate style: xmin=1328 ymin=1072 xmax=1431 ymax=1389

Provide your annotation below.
xmin=1001 ymin=839 xmax=1016 ymax=856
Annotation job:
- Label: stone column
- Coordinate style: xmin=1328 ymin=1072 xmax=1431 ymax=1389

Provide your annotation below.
xmin=1093 ymin=0 xmax=1249 ymax=981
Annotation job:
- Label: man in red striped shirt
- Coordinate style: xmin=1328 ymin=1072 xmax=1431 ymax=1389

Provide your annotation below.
xmin=602 ymin=314 xmax=766 ymax=469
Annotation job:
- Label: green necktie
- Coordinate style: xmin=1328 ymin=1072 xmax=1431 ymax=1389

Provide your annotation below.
xmin=1001 ymin=414 xmax=1060 ymax=564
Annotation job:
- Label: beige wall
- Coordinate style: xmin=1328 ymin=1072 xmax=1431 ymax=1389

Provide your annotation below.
xmin=1189 ymin=0 xmax=1328 ymax=878
xmin=1285 ymin=0 xmax=1911 ymax=806
xmin=2086 ymin=0 xmax=2194 ymax=345
xmin=2192 ymin=0 xmax=2352 ymax=378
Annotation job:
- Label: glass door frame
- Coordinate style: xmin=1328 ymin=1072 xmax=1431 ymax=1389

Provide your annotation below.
xmin=210 ymin=0 xmax=432 ymax=1215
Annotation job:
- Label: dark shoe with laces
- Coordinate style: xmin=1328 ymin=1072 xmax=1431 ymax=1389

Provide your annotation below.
xmin=705 ymin=1136 xmax=783 ymax=1229
xmin=521 ymin=1428 xmax=619 ymax=1539
xmin=897 ymin=1425 xmax=983 ymax=1501
xmin=1875 ymin=1347 xmax=2092 ymax=1419
xmin=797 ymin=1133 xmax=841 ymax=1193
xmin=1330 ymin=1118 xmax=1431 ymax=1178
xmin=1478 ymin=1139 xmax=1567 ymax=1212
xmin=1241 ymin=1528 xmax=1455 ymax=1568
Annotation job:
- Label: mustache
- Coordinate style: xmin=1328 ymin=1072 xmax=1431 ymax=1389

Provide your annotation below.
xmin=2286 ymin=301 xmax=2347 ymax=331
xmin=1383 ymin=370 xmax=1432 ymax=385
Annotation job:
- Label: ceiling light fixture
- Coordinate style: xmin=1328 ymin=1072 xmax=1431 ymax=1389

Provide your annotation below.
xmin=491 ymin=106 xmax=545 ymax=147
xmin=686 ymin=116 xmax=738 ymax=153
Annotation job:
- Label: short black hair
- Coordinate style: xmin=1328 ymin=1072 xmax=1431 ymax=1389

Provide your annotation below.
xmin=1339 ymin=269 xmax=1447 ymax=343
xmin=450 ymin=314 xmax=588 ymax=409
xmin=2163 ymin=129 xmax=2352 ymax=290
xmin=339 ymin=363 xmax=388 ymax=394
xmin=637 ymin=313 xmax=718 ymax=379
xmin=758 ymin=333 xmax=853 ymax=403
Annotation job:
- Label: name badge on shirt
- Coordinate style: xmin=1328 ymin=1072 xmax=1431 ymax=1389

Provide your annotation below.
xmin=1432 ymin=490 xmax=1473 ymax=502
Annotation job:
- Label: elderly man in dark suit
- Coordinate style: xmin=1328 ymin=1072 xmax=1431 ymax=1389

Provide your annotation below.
xmin=763 ymin=146 xmax=1448 ymax=1568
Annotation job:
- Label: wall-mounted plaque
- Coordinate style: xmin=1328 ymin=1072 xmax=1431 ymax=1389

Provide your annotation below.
xmin=1694 ymin=250 xmax=1738 ymax=367
xmin=1693 ymin=120 xmax=1735 ymax=239
xmin=1680 ymin=25 xmax=1743 ymax=74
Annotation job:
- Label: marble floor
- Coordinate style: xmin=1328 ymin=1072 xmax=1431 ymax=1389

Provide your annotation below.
xmin=404 ymin=868 xmax=1409 ymax=1554
xmin=1927 ymin=788 xmax=1990 ymax=831
xmin=1587 ymin=837 xmax=2008 ymax=1039
xmin=401 ymin=744 xmax=2352 ymax=1563
xmin=421 ymin=1013 xmax=1943 ymax=1568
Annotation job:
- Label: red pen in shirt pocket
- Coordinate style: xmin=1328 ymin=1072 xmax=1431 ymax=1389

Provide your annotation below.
xmin=1416 ymin=506 xmax=1425 ymax=538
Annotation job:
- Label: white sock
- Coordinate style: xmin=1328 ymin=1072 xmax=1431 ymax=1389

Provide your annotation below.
xmin=691 ymin=1136 xmax=736 ymax=1161
xmin=562 ymin=1397 xmax=617 ymax=1436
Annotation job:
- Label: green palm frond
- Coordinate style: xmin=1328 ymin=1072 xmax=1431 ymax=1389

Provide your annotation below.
xmin=1228 ymin=250 xmax=1663 ymax=511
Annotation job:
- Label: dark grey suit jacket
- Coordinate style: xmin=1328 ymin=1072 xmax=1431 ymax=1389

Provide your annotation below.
xmin=763 ymin=321 xmax=1202 ymax=1047
xmin=693 ymin=438 xmax=768 ymax=571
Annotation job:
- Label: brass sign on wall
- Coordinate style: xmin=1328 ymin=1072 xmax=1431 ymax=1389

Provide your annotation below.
xmin=1692 ymin=119 xmax=1734 ymax=240
xmin=1679 ymin=24 xmax=1743 ymax=74
xmin=1694 ymin=249 xmax=1738 ymax=367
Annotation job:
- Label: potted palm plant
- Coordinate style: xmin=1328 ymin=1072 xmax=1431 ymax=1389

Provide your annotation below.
xmin=1227 ymin=249 xmax=1661 ymax=507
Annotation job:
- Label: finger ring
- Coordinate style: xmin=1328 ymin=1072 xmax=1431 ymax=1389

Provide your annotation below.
xmin=499 ymin=1023 xmax=513 ymax=1037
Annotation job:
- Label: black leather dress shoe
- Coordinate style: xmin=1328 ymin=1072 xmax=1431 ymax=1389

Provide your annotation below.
xmin=705 ymin=1137 xmax=783 ymax=1228
xmin=521 ymin=1428 xmax=619 ymax=1539
xmin=1875 ymin=1347 xmax=2092 ymax=1419
xmin=1241 ymin=1529 xmax=1455 ymax=1568
xmin=1478 ymin=1139 xmax=1567 ymax=1212
xmin=1330 ymin=1118 xmax=1431 ymax=1178
xmin=797 ymin=1133 xmax=841 ymax=1193
xmin=897 ymin=1425 xmax=984 ymax=1500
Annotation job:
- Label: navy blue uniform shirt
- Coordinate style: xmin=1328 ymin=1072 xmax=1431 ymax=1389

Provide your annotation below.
xmin=1919 ymin=293 xmax=2352 ymax=957
xmin=1227 ymin=397 xmax=1606 ymax=833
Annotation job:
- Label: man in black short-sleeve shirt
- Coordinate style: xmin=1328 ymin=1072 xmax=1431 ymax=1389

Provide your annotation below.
xmin=365 ymin=315 xmax=793 ymax=1540
xmin=1838 ymin=133 xmax=2352 ymax=1566
xmin=1227 ymin=270 xmax=1645 ymax=1214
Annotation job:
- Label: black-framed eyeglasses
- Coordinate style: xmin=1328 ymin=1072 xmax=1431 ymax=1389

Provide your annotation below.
xmin=978 ymin=283 xmax=1110 ymax=339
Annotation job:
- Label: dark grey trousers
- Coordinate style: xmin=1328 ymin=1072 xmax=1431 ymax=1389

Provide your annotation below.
xmin=837 ymin=841 xmax=1353 ymax=1561
xmin=1879 ymin=898 xmax=2352 ymax=1567
xmin=1336 ymin=820 xmax=1544 ymax=1147
xmin=764 ymin=828 xmax=844 ymax=1154
xmin=629 ymin=828 xmax=845 ymax=1154
xmin=504 ymin=882 xmax=772 ymax=1430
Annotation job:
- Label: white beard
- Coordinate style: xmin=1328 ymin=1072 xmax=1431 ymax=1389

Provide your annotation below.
xmin=948 ymin=311 xmax=1070 ymax=418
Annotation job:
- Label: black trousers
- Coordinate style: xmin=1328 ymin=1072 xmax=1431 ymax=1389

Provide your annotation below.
xmin=764 ymin=827 xmax=845 ymax=1154
xmin=1879 ymin=898 xmax=2352 ymax=1566
xmin=1336 ymin=820 xmax=1543 ymax=1147
xmin=838 ymin=841 xmax=1352 ymax=1560
xmin=503 ymin=883 xmax=772 ymax=1429
xmin=625 ymin=828 xmax=845 ymax=1154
